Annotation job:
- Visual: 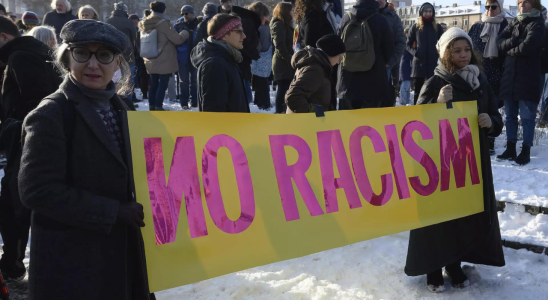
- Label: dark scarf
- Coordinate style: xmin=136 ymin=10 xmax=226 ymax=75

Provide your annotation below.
xmin=69 ymin=75 xmax=116 ymax=111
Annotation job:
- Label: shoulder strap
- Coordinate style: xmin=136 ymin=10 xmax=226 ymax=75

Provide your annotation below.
xmin=365 ymin=12 xmax=377 ymax=22
xmin=45 ymin=92 xmax=75 ymax=141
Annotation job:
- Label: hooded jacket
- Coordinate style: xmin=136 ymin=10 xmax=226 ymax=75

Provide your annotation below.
xmin=407 ymin=62 xmax=505 ymax=276
xmin=379 ymin=3 xmax=406 ymax=68
xmin=139 ymin=12 xmax=189 ymax=74
xmin=270 ymin=17 xmax=295 ymax=81
xmin=232 ymin=6 xmax=261 ymax=81
xmin=406 ymin=15 xmax=444 ymax=79
xmin=337 ymin=0 xmax=394 ymax=108
xmin=42 ymin=9 xmax=77 ymax=41
xmin=286 ymin=47 xmax=333 ymax=113
xmin=497 ymin=15 xmax=545 ymax=103
xmin=105 ymin=10 xmax=137 ymax=65
xmin=191 ymin=40 xmax=250 ymax=112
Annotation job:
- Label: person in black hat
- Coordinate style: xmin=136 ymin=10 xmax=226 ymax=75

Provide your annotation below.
xmin=285 ymin=34 xmax=345 ymax=113
xmin=18 ymin=19 xmax=153 ymax=300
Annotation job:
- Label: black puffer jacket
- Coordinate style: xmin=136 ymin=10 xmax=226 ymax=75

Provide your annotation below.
xmin=336 ymin=0 xmax=394 ymax=108
xmin=406 ymin=20 xmax=443 ymax=79
xmin=232 ymin=6 xmax=261 ymax=82
xmin=286 ymin=47 xmax=333 ymax=113
xmin=191 ymin=40 xmax=250 ymax=113
xmin=497 ymin=15 xmax=545 ymax=103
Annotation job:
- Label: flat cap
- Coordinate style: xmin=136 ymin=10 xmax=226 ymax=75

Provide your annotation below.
xmin=60 ymin=19 xmax=131 ymax=55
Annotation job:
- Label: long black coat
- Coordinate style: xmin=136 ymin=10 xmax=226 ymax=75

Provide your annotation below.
xmin=497 ymin=16 xmax=545 ymax=104
xmin=271 ymin=17 xmax=295 ymax=81
xmin=19 ymin=77 xmax=151 ymax=300
xmin=299 ymin=8 xmax=335 ymax=48
xmin=336 ymin=0 xmax=394 ymax=108
xmin=405 ymin=64 xmax=506 ymax=276
xmin=191 ymin=40 xmax=250 ymax=112
xmin=406 ymin=21 xmax=443 ymax=79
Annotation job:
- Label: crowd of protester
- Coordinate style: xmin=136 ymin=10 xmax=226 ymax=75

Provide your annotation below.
xmin=0 ymin=0 xmax=546 ymax=299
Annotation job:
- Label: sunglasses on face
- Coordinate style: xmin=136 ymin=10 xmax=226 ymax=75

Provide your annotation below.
xmin=485 ymin=5 xmax=499 ymax=10
xmin=70 ymin=47 xmax=116 ymax=64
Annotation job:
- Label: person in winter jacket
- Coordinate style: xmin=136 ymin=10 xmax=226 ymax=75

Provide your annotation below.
xmin=219 ymin=0 xmax=232 ymax=14
xmin=406 ymin=2 xmax=444 ymax=104
xmin=42 ymin=0 xmax=77 ymax=41
xmin=194 ymin=3 xmax=218 ymax=47
xmin=19 ymin=20 xmax=154 ymax=300
xmin=286 ymin=34 xmax=344 ymax=113
xmin=191 ymin=13 xmax=250 ymax=113
xmin=271 ymin=2 xmax=296 ymax=113
xmin=399 ymin=27 xmax=413 ymax=106
xmin=105 ymin=2 xmax=138 ymax=101
xmin=21 ymin=11 xmax=39 ymax=32
xmin=78 ymin=5 xmax=99 ymax=20
xmin=0 ymin=17 xmax=61 ymax=282
xmin=175 ymin=5 xmax=201 ymax=108
xmin=468 ymin=0 xmax=509 ymax=155
xmin=295 ymin=0 xmax=336 ymax=48
xmin=232 ymin=5 xmax=261 ymax=104
xmin=540 ymin=7 xmax=548 ymax=127
xmin=378 ymin=0 xmax=405 ymax=107
xmin=140 ymin=1 xmax=189 ymax=111
xmin=496 ymin=0 xmax=545 ymax=165
xmin=337 ymin=0 xmax=394 ymax=109
xmin=249 ymin=2 xmax=272 ymax=110
xmin=410 ymin=27 xmax=505 ymax=293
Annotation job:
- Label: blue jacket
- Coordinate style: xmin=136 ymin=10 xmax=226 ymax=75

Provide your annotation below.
xmin=399 ymin=49 xmax=413 ymax=81
xmin=174 ymin=17 xmax=200 ymax=65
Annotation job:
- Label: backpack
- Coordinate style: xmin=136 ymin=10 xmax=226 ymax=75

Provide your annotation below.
xmin=140 ymin=19 xmax=167 ymax=59
xmin=341 ymin=12 xmax=376 ymax=72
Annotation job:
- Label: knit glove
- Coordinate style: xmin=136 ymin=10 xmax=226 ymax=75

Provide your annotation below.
xmin=117 ymin=202 xmax=145 ymax=229
xmin=478 ymin=113 xmax=492 ymax=129
xmin=437 ymin=84 xmax=453 ymax=104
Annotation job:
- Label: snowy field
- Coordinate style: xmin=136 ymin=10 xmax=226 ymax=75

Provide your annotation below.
xmin=2 ymin=91 xmax=548 ymax=299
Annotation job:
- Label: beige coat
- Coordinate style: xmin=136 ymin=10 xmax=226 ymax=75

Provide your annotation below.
xmin=139 ymin=13 xmax=189 ymax=74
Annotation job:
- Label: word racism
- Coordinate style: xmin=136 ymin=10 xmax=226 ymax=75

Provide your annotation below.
xmin=143 ymin=117 xmax=479 ymax=245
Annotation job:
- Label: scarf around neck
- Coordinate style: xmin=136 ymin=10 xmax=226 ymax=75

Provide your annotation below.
xmin=480 ymin=12 xmax=505 ymax=58
xmin=69 ymin=75 xmax=116 ymax=111
xmin=456 ymin=65 xmax=480 ymax=90
xmin=207 ymin=36 xmax=243 ymax=63
xmin=517 ymin=8 xmax=540 ymax=22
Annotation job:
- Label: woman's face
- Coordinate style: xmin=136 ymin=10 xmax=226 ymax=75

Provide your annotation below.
xmin=80 ymin=11 xmax=93 ymax=19
xmin=423 ymin=8 xmax=433 ymax=19
xmin=450 ymin=39 xmax=472 ymax=69
xmin=518 ymin=0 xmax=533 ymax=13
xmin=69 ymin=43 xmax=120 ymax=90
xmin=485 ymin=1 xmax=501 ymax=17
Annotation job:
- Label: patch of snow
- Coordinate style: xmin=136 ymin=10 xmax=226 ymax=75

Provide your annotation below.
xmin=499 ymin=204 xmax=548 ymax=247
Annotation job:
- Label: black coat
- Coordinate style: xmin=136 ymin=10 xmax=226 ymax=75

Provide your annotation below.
xmin=299 ymin=9 xmax=335 ymax=48
xmin=405 ymin=64 xmax=506 ymax=276
xmin=105 ymin=10 xmax=137 ymax=65
xmin=191 ymin=40 xmax=250 ymax=113
xmin=42 ymin=10 xmax=77 ymax=41
xmin=540 ymin=23 xmax=548 ymax=74
xmin=194 ymin=14 xmax=215 ymax=47
xmin=232 ymin=6 xmax=261 ymax=81
xmin=19 ymin=77 xmax=151 ymax=300
xmin=497 ymin=16 xmax=545 ymax=103
xmin=336 ymin=0 xmax=394 ymax=107
xmin=270 ymin=17 xmax=295 ymax=81
xmin=406 ymin=20 xmax=443 ymax=79
xmin=468 ymin=19 xmax=509 ymax=99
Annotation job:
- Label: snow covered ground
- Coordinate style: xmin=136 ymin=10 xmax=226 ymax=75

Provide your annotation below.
xmin=2 ymin=91 xmax=548 ymax=299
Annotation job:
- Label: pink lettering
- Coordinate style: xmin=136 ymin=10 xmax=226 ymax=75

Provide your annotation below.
xmin=384 ymin=124 xmax=411 ymax=200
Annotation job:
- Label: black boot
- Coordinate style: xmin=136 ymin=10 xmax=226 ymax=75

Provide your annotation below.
xmin=426 ymin=269 xmax=445 ymax=293
xmin=496 ymin=141 xmax=517 ymax=161
xmin=514 ymin=145 xmax=531 ymax=166
xmin=489 ymin=139 xmax=496 ymax=156
xmin=445 ymin=262 xmax=469 ymax=288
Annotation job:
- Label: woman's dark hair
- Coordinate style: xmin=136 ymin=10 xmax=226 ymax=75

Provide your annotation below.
xmin=207 ymin=13 xmax=241 ymax=37
xmin=248 ymin=1 xmax=270 ymax=20
xmin=441 ymin=38 xmax=483 ymax=74
xmin=150 ymin=1 xmax=166 ymax=14
xmin=143 ymin=9 xmax=152 ymax=17
xmin=294 ymin=0 xmax=323 ymax=24
xmin=273 ymin=2 xmax=293 ymax=27
xmin=517 ymin=0 xmax=543 ymax=11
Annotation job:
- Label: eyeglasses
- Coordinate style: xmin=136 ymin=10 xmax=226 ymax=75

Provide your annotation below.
xmin=485 ymin=5 xmax=499 ymax=10
xmin=231 ymin=29 xmax=245 ymax=36
xmin=70 ymin=47 xmax=116 ymax=64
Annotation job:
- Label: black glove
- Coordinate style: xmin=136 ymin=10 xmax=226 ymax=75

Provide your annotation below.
xmin=117 ymin=202 xmax=145 ymax=228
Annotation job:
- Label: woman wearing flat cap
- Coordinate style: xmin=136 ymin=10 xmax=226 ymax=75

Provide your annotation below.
xmin=18 ymin=19 xmax=153 ymax=300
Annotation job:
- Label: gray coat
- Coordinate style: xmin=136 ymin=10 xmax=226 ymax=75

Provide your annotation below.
xmin=105 ymin=10 xmax=137 ymax=65
xmin=379 ymin=4 xmax=406 ymax=68
xmin=19 ymin=77 xmax=151 ymax=300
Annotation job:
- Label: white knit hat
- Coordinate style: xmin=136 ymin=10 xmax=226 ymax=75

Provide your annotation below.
xmin=436 ymin=27 xmax=474 ymax=57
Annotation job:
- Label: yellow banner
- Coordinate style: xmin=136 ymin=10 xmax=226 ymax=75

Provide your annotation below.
xmin=127 ymin=102 xmax=484 ymax=293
